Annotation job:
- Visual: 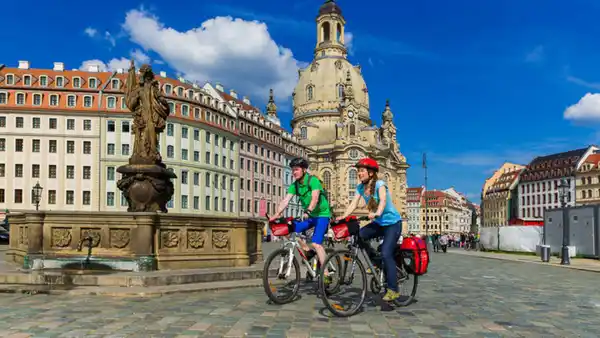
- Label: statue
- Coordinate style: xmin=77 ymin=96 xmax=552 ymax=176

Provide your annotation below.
xmin=125 ymin=60 xmax=170 ymax=165
xmin=116 ymin=60 xmax=176 ymax=213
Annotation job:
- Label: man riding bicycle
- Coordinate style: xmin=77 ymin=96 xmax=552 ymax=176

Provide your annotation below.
xmin=270 ymin=157 xmax=332 ymax=282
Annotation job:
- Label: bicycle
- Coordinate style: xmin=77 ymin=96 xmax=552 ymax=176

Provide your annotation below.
xmin=318 ymin=215 xmax=419 ymax=317
xmin=262 ymin=214 xmax=342 ymax=305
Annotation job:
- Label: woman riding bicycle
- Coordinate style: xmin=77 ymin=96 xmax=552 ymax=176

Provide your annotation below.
xmin=336 ymin=157 xmax=403 ymax=302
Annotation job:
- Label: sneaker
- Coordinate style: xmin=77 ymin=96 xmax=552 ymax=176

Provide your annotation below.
xmin=382 ymin=290 xmax=400 ymax=302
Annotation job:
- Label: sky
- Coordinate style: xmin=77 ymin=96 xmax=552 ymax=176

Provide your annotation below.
xmin=3 ymin=0 xmax=600 ymax=203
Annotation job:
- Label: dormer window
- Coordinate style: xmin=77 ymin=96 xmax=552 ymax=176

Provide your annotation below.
xmin=107 ymin=96 xmax=116 ymax=109
xmin=39 ymin=76 xmax=48 ymax=87
xmin=111 ymin=79 xmax=119 ymax=89
xmin=164 ymin=84 xmax=172 ymax=94
xmin=56 ymin=76 xmax=64 ymax=87
xmin=73 ymin=77 xmax=81 ymax=88
xmin=49 ymin=94 xmax=59 ymax=106
xmin=177 ymin=87 xmax=183 ymax=97
xmin=89 ymin=78 xmax=97 ymax=88
xmin=194 ymin=108 xmax=200 ymax=119
xmin=188 ymin=90 xmax=194 ymax=99
xmin=33 ymin=94 xmax=42 ymax=106
xmin=16 ymin=93 xmax=25 ymax=105
xmin=23 ymin=75 xmax=32 ymax=86
xmin=83 ymin=96 xmax=93 ymax=107
xmin=67 ymin=95 xmax=76 ymax=107
xmin=0 ymin=92 xmax=7 ymax=104
xmin=181 ymin=105 xmax=189 ymax=116
xmin=5 ymin=74 xmax=14 ymax=85
xmin=307 ymin=85 xmax=314 ymax=101
xmin=168 ymin=102 xmax=175 ymax=112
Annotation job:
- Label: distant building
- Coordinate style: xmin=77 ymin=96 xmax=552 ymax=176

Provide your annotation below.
xmin=406 ymin=187 xmax=424 ymax=234
xmin=481 ymin=162 xmax=524 ymax=227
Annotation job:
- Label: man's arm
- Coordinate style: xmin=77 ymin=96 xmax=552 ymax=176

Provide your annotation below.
xmin=273 ymin=193 xmax=294 ymax=218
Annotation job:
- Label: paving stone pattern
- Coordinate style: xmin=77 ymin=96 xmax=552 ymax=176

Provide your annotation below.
xmin=1 ymin=253 xmax=600 ymax=337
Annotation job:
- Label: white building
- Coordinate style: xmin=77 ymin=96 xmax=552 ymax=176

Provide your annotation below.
xmin=516 ymin=146 xmax=598 ymax=222
xmin=406 ymin=187 xmax=424 ymax=234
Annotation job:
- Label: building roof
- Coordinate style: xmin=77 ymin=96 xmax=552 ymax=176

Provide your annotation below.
xmin=485 ymin=168 xmax=523 ymax=195
xmin=319 ymin=0 xmax=343 ymax=16
xmin=406 ymin=187 xmax=424 ymax=202
xmin=520 ymin=147 xmax=590 ymax=183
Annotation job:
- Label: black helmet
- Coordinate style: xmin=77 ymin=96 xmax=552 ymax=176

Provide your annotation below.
xmin=290 ymin=157 xmax=309 ymax=169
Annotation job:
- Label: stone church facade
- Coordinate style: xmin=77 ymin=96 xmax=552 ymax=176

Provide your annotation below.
xmin=290 ymin=0 xmax=409 ymax=217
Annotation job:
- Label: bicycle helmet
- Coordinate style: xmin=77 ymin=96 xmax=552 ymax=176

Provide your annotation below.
xmin=290 ymin=157 xmax=309 ymax=169
xmin=355 ymin=157 xmax=379 ymax=172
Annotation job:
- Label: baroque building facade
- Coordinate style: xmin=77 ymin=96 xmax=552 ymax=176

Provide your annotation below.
xmin=291 ymin=0 xmax=408 ymax=216
xmin=0 ymin=61 xmax=308 ymax=217
xmin=480 ymin=162 xmax=524 ymax=228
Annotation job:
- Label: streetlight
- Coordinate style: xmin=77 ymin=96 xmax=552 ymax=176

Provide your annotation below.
xmin=558 ymin=178 xmax=570 ymax=265
xmin=32 ymin=182 xmax=43 ymax=211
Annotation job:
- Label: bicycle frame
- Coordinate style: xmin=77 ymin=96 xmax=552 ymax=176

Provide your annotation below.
xmin=342 ymin=236 xmax=401 ymax=290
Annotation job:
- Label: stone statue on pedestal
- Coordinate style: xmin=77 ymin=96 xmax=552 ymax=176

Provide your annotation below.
xmin=117 ymin=60 xmax=176 ymax=213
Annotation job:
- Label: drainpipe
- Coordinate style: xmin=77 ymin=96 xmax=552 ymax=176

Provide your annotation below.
xmin=97 ymin=71 xmax=118 ymax=211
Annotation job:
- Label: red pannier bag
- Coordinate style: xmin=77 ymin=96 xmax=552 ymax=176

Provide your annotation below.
xmin=270 ymin=217 xmax=294 ymax=237
xmin=331 ymin=216 xmax=361 ymax=240
xmin=397 ymin=236 xmax=430 ymax=275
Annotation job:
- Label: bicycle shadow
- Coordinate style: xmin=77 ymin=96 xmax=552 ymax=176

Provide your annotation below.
xmin=265 ymin=279 xmax=418 ymax=317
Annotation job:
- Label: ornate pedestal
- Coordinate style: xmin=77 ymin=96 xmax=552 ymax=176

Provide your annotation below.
xmin=116 ymin=163 xmax=176 ymax=213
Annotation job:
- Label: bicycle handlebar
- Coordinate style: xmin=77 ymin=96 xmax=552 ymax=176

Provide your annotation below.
xmin=330 ymin=215 xmax=370 ymax=226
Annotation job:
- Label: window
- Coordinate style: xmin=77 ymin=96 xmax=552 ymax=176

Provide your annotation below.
xmin=15 ymin=139 xmax=23 ymax=152
xmin=0 ymin=93 xmax=6 ymax=105
xmin=49 ymin=140 xmax=57 ymax=153
xmin=83 ymin=120 xmax=92 ymax=130
xmin=48 ymin=190 xmax=56 ymax=204
xmin=168 ymin=102 xmax=175 ymax=113
xmin=181 ymin=170 xmax=188 ymax=185
xmin=300 ymin=127 xmax=307 ymax=139
xmin=33 ymin=94 xmax=42 ymax=106
xmin=16 ymin=93 xmax=25 ymax=105
xmin=193 ymin=196 xmax=199 ymax=210
xmin=167 ymin=123 xmax=174 ymax=136
xmin=107 ymin=192 xmax=115 ymax=206
xmin=67 ymin=95 xmax=76 ymax=107
xmin=181 ymin=149 xmax=188 ymax=160
xmin=181 ymin=195 xmax=188 ymax=209
xmin=83 ymin=141 xmax=91 ymax=154
xmin=205 ymin=173 xmax=210 ymax=187
xmin=307 ymin=85 xmax=314 ymax=100
xmin=167 ymin=145 xmax=174 ymax=158
xmin=73 ymin=77 xmax=81 ymax=88
xmin=107 ymin=167 xmax=115 ymax=180
xmin=49 ymin=118 xmax=57 ymax=129
xmin=33 ymin=117 xmax=40 ymax=129
xmin=0 ymin=139 xmax=4 ymax=151
xmin=348 ymin=169 xmax=357 ymax=199
xmin=107 ymin=144 xmax=115 ymax=155
xmin=122 ymin=121 xmax=130 ymax=133
xmin=0 ymin=164 xmax=4 ymax=176
xmin=14 ymin=189 xmax=23 ymax=203
xmin=66 ymin=166 xmax=75 ymax=179
xmin=40 ymin=76 xmax=48 ymax=87
xmin=56 ymin=77 xmax=64 ymax=87
xmin=83 ymin=166 xmax=91 ymax=179
xmin=82 ymin=191 xmax=91 ymax=205
xmin=84 ymin=96 xmax=93 ymax=107
xmin=67 ymin=119 xmax=75 ymax=130
xmin=122 ymin=144 xmax=130 ymax=156
xmin=32 ymin=140 xmax=40 ymax=152
xmin=107 ymin=120 xmax=115 ymax=132
xmin=16 ymin=117 xmax=24 ymax=128
xmin=66 ymin=191 xmax=74 ymax=205
xmin=15 ymin=164 xmax=23 ymax=177
xmin=66 ymin=141 xmax=75 ymax=154
xmin=107 ymin=97 xmax=116 ymax=108
xmin=48 ymin=165 xmax=57 ymax=178
xmin=50 ymin=95 xmax=59 ymax=106
xmin=205 ymin=196 xmax=210 ymax=210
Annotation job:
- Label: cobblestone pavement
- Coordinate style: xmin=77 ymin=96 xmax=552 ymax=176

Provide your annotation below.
xmin=1 ymin=253 xmax=600 ymax=337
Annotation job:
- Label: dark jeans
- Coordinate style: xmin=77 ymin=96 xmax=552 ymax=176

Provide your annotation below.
xmin=359 ymin=221 xmax=402 ymax=292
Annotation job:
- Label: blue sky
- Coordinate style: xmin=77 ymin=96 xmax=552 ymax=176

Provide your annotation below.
xmin=3 ymin=0 xmax=600 ymax=203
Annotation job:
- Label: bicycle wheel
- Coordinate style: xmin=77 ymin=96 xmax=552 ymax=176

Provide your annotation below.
xmin=321 ymin=250 xmax=343 ymax=295
xmin=318 ymin=249 xmax=367 ymax=317
xmin=263 ymin=248 xmax=300 ymax=305
xmin=393 ymin=265 xmax=418 ymax=307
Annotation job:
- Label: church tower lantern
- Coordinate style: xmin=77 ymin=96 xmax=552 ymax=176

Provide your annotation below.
xmin=315 ymin=0 xmax=348 ymax=59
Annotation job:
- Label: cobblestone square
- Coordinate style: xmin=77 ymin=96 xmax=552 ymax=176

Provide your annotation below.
xmin=1 ymin=252 xmax=600 ymax=337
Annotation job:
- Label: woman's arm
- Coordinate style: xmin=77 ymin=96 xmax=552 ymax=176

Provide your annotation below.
xmin=339 ymin=194 xmax=362 ymax=219
xmin=374 ymin=184 xmax=387 ymax=217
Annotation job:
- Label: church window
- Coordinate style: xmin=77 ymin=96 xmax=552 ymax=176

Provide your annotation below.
xmin=322 ymin=22 xmax=331 ymax=42
xmin=337 ymin=23 xmax=342 ymax=42
xmin=323 ymin=171 xmax=332 ymax=201
xmin=349 ymin=124 xmax=356 ymax=136
xmin=349 ymin=149 xmax=359 ymax=159
xmin=307 ymin=85 xmax=314 ymax=101
xmin=348 ymin=169 xmax=357 ymax=199
xmin=300 ymin=127 xmax=307 ymax=139
xmin=337 ymin=84 xmax=344 ymax=99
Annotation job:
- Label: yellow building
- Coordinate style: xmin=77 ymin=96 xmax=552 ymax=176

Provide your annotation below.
xmin=575 ymin=153 xmax=600 ymax=205
xmin=481 ymin=162 xmax=524 ymax=227
xmin=291 ymin=0 xmax=408 ymax=215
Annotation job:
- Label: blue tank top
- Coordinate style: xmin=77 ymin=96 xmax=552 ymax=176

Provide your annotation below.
xmin=356 ymin=180 xmax=402 ymax=226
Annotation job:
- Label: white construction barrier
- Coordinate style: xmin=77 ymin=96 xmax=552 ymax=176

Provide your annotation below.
xmin=479 ymin=226 xmax=543 ymax=252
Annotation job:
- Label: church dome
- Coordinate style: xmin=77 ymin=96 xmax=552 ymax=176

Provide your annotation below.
xmin=293 ymin=57 xmax=369 ymax=119
xmin=319 ymin=0 xmax=343 ymax=16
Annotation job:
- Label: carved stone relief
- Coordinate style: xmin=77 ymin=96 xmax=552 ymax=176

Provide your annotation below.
xmin=19 ymin=227 xmax=28 ymax=246
xmin=51 ymin=228 xmax=72 ymax=248
xmin=187 ymin=230 xmax=207 ymax=249
xmin=161 ymin=230 xmax=180 ymax=248
xmin=81 ymin=228 xmax=102 ymax=247
xmin=110 ymin=229 xmax=131 ymax=249
xmin=212 ymin=230 xmax=230 ymax=249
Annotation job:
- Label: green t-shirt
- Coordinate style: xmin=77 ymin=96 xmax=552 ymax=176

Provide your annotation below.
xmin=287 ymin=175 xmax=331 ymax=218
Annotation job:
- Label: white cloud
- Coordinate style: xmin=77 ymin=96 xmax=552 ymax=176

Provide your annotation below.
xmin=130 ymin=49 xmax=151 ymax=64
xmin=344 ymin=31 xmax=354 ymax=55
xmin=84 ymin=27 xmax=97 ymax=37
xmin=564 ymin=93 xmax=600 ymax=121
xmin=119 ymin=8 xmax=304 ymax=107
xmin=79 ymin=48 xmax=152 ymax=73
xmin=105 ymin=31 xmax=116 ymax=47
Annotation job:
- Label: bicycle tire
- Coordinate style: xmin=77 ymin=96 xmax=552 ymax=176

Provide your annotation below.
xmin=393 ymin=266 xmax=418 ymax=307
xmin=320 ymin=251 xmax=343 ymax=295
xmin=263 ymin=248 xmax=300 ymax=305
xmin=318 ymin=249 xmax=367 ymax=317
